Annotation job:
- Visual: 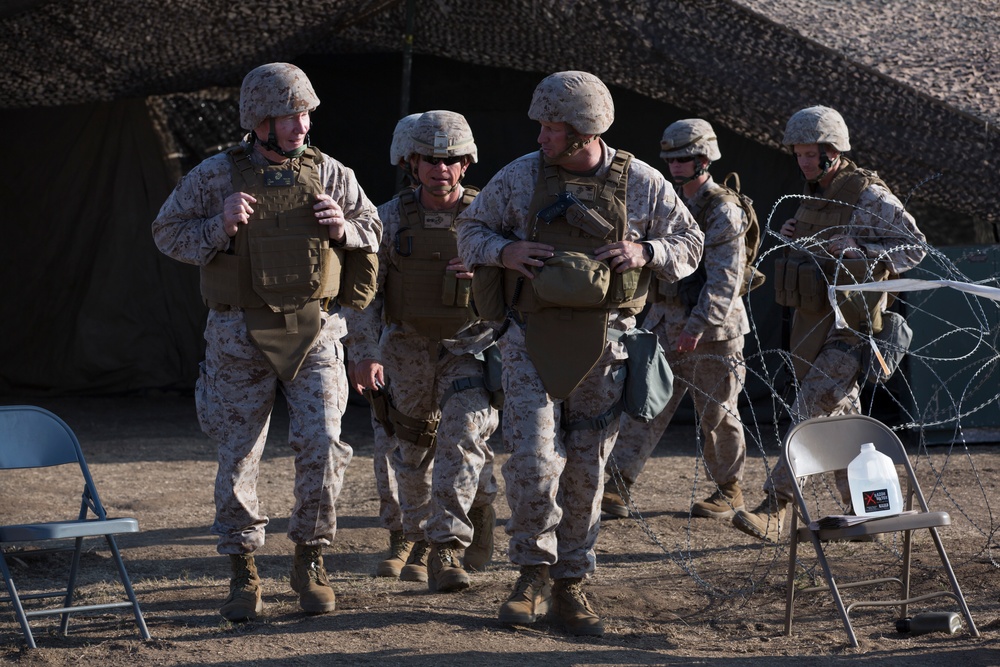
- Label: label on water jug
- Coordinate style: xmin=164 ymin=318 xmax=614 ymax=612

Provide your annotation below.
xmin=862 ymin=488 xmax=892 ymax=513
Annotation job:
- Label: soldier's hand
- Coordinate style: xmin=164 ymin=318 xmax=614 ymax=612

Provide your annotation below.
xmin=501 ymin=241 xmax=554 ymax=279
xmin=447 ymin=257 xmax=473 ymax=280
xmin=676 ymin=330 xmax=701 ymax=353
xmin=780 ymin=218 xmax=797 ymax=239
xmin=595 ymin=240 xmax=646 ymax=273
xmin=315 ymin=194 xmax=346 ymax=243
xmin=222 ymin=192 xmax=256 ymax=237
xmin=355 ymin=359 xmax=385 ymax=392
xmin=825 ymin=234 xmax=864 ymax=259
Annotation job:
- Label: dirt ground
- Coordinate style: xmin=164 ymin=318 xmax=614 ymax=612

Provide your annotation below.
xmin=0 ymin=394 xmax=998 ymax=666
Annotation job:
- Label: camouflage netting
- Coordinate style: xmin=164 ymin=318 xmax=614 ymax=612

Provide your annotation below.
xmin=0 ymin=0 xmax=996 ymax=227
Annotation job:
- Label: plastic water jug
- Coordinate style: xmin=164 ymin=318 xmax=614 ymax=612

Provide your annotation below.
xmin=847 ymin=442 xmax=903 ymax=518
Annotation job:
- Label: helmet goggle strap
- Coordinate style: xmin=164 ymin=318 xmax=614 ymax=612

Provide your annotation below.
xmin=254 ymin=117 xmax=310 ymax=159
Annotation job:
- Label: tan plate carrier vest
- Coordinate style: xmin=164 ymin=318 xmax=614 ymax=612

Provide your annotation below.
xmin=383 ymin=187 xmax=479 ymax=341
xmin=772 ymin=158 xmax=891 ymax=380
xmin=199 ymin=145 xmax=376 ymax=382
xmin=505 ymin=150 xmax=650 ymax=399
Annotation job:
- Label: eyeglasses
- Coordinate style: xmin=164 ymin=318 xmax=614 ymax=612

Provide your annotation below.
xmin=421 ymin=155 xmax=465 ymax=166
xmin=665 ymin=156 xmax=695 ymax=164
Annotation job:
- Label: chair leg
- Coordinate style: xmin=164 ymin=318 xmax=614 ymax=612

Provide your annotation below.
xmin=927 ymin=527 xmax=980 ymax=638
xmin=785 ymin=517 xmax=800 ymax=636
xmin=809 ymin=534 xmax=859 ymax=648
xmin=0 ymin=552 xmax=37 ymax=649
xmin=60 ymin=536 xmax=85 ymax=636
xmin=105 ymin=535 xmax=150 ymax=640
xmin=901 ymin=529 xmax=913 ymax=620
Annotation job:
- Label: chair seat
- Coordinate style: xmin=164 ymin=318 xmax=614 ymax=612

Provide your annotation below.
xmin=0 ymin=518 xmax=139 ymax=542
xmin=798 ymin=510 xmax=950 ymax=542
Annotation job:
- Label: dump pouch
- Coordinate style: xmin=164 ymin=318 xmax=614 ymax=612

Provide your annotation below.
xmin=864 ymin=310 xmax=912 ymax=383
xmin=244 ymin=300 xmax=322 ymax=382
xmin=525 ymin=308 xmax=609 ymax=399
xmin=531 ymin=251 xmax=611 ymax=308
xmin=608 ymin=327 xmax=674 ymax=422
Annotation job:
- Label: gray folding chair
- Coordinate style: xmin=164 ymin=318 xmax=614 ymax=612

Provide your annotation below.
xmin=782 ymin=414 xmax=978 ymax=647
xmin=0 ymin=405 xmax=150 ymax=648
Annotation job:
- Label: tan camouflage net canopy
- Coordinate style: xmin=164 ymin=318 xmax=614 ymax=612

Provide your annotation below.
xmin=1 ymin=0 xmax=995 ymax=225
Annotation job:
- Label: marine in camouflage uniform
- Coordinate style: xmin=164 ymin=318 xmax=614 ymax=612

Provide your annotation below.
xmin=152 ymin=63 xmax=382 ymax=620
xmin=353 ymin=112 xmax=422 ymax=578
xmin=346 ymin=111 xmax=499 ymax=594
xmin=602 ymin=119 xmax=750 ymax=522
xmin=732 ymin=106 xmax=926 ymax=542
xmin=457 ymin=72 xmax=703 ymax=636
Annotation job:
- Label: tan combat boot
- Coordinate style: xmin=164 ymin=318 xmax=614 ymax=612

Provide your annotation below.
xmin=498 ymin=564 xmax=551 ymax=624
xmin=290 ymin=544 xmax=336 ymax=613
xmin=601 ymin=477 xmax=631 ymax=518
xmin=691 ymin=481 xmax=746 ymax=520
xmin=376 ymin=530 xmax=414 ymax=578
xmin=464 ymin=504 xmax=495 ymax=572
xmin=549 ymin=577 xmax=604 ymax=637
xmin=220 ymin=554 xmax=263 ymax=622
xmin=732 ymin=492 xmax=787 ymax=542
xmin=427 ymin=540 xmax=471 ymax=593
xmin=399 ymin=540 xmax=429 ymax=583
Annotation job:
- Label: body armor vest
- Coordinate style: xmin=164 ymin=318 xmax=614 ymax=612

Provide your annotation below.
xmin=200 ymin=145 xmax=341 ymax=312
xmin=383 ymin=187 xmax=480 ymax=341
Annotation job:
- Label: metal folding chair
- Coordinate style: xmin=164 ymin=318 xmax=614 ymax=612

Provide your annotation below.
xmin=782 ymin=414 xmax=978 ymax=647
xmin=0 ymin=405 xmax=150 ymax=648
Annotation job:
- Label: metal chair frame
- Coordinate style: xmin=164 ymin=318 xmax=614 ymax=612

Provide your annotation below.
xmin=0 ymin=405 xmax=150 ymax=648
xmin=782 ymin=414 xmax=978 ymax=647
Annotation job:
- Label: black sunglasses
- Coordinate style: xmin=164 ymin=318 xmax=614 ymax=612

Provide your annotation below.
xmin=665 ymin=156 xmax=695 ymax=164
xmin=421 ymin=155 xmax=465 ymax=166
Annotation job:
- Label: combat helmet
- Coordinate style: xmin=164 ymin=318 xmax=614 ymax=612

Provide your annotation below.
xmin=390 ymin=113 xmax=423 ymax=167
xmin=410 ymin=110 xmax=478 ymax=163
xmin=660 ymin=119 xmax=721 ymax=161
xmin=782 ymin=106 xmax=850 ymax=152
xmin=528 ymin=70 xmax=614 ymax=136
xmin=239 ymin=63 xmax=320 ymax=131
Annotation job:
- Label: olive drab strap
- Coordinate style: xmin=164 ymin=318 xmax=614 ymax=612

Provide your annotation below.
xmin=383 ymin=187 xmax=479 ymax=341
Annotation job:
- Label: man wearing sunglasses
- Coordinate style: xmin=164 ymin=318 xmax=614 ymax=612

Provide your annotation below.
xmin=601 ymin=119 xmax=752 ymax=525
xmin=347 ymin=110 xmax=499 ymax=595
xmin=457 ymin=71 xmax=703 ymax=636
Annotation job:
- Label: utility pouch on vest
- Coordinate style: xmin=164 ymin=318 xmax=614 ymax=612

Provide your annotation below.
xmin=471 ymin=265 xmax=506 ymax=321
xmin=364 ymin=386 xmax=395 ymax=437
xmin=797 ymin=261 xmax=825 ymax=312
xmin=864 ymin=309 xmax=912 ymax=383
xmin=608 ymin=327 xmax=674 ymax=423
xmin=613 ymin=267 xmax=647 ymax=304
xmin=482 ymin=343 xmax=505 ymax=410
xmin=248 ymin=235 xmax=323 ymax=310
xmin=531 ymin=251 xmax=610 ymax=308
xmin=525 ymin=308 xmax=608 ymax=399
xmin=441 ymin=272 xmax=472 ymax=308
xmin=338 ymin=249 xmax=378 ymax=311
xmin=244 ymin=300 xmax=322 ymax=382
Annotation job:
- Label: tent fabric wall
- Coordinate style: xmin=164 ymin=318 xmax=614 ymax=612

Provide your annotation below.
xmin=0 ymin=99 xmax=202 ymax=394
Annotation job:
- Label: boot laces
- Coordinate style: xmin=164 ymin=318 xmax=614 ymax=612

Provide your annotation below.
xmin=389 ymin=532 xmax=411 ymax=559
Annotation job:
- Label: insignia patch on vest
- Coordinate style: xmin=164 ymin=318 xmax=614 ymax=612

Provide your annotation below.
xmin=264 ymin=169 xmax=294 ymax=187
xmin=564 ymin=182 xmax=597 ymax=202
xmin=423 ymin=212 xmax=455 ymax=229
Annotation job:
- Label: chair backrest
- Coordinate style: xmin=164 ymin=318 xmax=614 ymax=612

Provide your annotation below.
xmin=784 ymin=414 xmax=909 ymax=479
xmin=0 ymin=405 xmax=83 ymax=469
xmin=0 ymin=405 xmax=109 ymax=520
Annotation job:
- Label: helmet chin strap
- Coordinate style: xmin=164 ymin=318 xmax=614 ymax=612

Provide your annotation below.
xmin=803 ymin=151 xmax=839 ymax=184
xmin=671 ymin=158 xmax=709 ymax=187
xmin=253 ymin=118 xmax=310 ymax=159
xmin=542 ymin=131 xmax=597 ymax=166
